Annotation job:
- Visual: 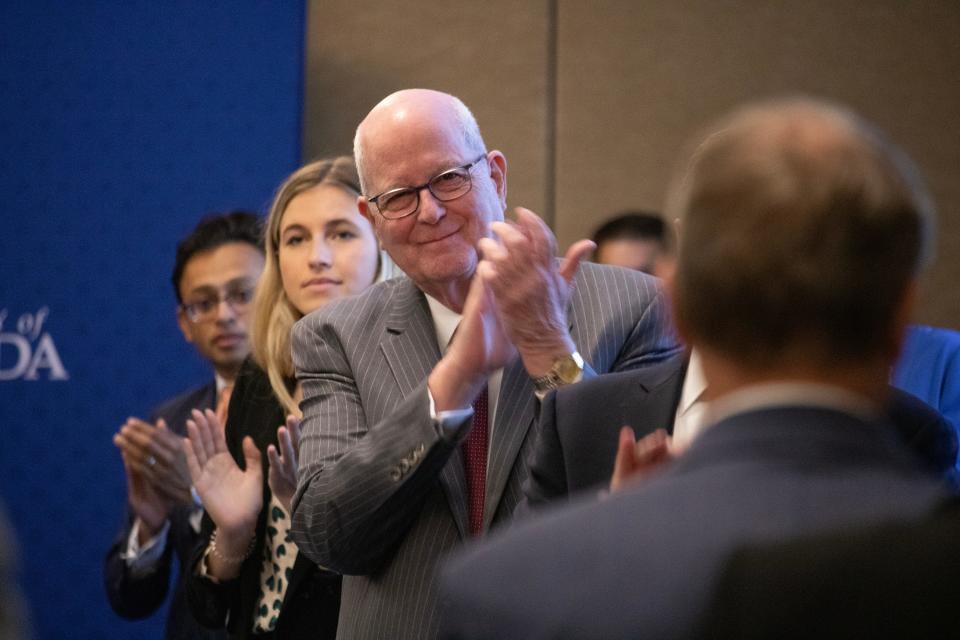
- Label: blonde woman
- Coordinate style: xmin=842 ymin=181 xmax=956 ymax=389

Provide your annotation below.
xmin=184 ymin=157 xmax=387 ymax=639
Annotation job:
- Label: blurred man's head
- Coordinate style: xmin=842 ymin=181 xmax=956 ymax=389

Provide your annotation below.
xmin=666 ymin=99 xmax=934 ymax=385
xmin=172 ymin=211 xmax=265 ymax=379
xmin=592 ymin=212 xmax=667 ymax=275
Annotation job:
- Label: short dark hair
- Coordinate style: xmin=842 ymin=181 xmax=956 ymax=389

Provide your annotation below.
xmin=592 ymin=212 xmax=666 ymax=248
xmin=669 ymin=98 xmax=934 ymax=367
xmin=171 ymin=211 xmax=264 ymax=303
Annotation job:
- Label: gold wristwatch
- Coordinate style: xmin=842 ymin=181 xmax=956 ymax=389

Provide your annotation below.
xmin=532 ymin=351 xmax=584 ymax=396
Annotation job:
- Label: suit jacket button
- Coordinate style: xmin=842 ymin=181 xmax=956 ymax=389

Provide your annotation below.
xmin=399 ymin=459 xmax=411 ymax=473
xmin=390 ymin=467 xmax=401 ymax=481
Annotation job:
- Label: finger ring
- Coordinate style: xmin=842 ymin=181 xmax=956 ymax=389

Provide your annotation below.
xmin=147 ymin=455 xmax=157 ymax=468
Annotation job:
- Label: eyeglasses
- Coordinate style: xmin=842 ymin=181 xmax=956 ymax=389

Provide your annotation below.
xmin=367 ymin=154 xmax=488 ymax=220
xmin=181 ymin=285 xmax=255 ymax=323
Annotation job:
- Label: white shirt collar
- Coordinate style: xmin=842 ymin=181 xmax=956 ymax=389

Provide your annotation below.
xmin=677 ymin=349 xmax=707 ymax=417
xmin=706 ymin=381 xmax=881 ymax=428
xmin=214 ymin=372 xmax=229 ymax=394
xmin=424 ymin=293 xmax=462 ymax=353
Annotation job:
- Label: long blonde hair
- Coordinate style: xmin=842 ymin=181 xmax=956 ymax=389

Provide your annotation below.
xmin=251 ymin=156 xmax=374 ymax=415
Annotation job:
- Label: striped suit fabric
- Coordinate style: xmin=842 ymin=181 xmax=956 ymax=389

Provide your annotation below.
xmin=290 ymin=262 xmax=680 ymax=639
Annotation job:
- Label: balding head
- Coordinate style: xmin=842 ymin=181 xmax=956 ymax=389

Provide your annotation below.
xmin=349 ymin=89 xmax=507 ymax=302
xmin=667 ymin=98 xmax=934 ymax=370
xmin=354 ymin=89 xmax=486 ymax=195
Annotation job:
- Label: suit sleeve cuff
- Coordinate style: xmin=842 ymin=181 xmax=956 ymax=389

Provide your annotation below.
xmin=427 ymin=386 xmax=474 ymax=441
xmin=123 ymin=518 xmax=170 ymax=577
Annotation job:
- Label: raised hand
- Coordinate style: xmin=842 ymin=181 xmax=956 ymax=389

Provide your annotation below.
xmin=267 ymin=415 xmax=301 ymax=512
xmin=183 ymin=408 xmax=262 ymax=539
xmin=609 ymin=427 xmax=675 ymax=493
xmin=477 ymin=207 xmax=594 ymax=377
xmin=114 ymin=417 xmax=192 ymax=505
xmin=430 ymin=272 xmax=516 ymax=411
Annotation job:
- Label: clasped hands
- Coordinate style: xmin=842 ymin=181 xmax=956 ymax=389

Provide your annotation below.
xmin=114 ymin=416 xmax=193 ymax=540
xmin=431 ymin=207 xmax=594 ymax=411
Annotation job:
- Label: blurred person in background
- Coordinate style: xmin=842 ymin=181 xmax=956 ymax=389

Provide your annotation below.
xmin=591 ymin=211 xmax=668 ymax=276
xmin=105 ymin=211 xmax=264 ymax=640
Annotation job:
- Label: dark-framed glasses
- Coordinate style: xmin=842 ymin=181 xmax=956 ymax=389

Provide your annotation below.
xmin=368 ymin=154 xmax=488 ymax=220
xmin=181 ymin=285 xmax=255 ymax=323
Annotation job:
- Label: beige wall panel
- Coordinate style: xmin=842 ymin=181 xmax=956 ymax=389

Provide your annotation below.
xmin=303 ymin=0 xmax=551 ymax=216
xmin=555 ymin=1 xmax=960 ymax=328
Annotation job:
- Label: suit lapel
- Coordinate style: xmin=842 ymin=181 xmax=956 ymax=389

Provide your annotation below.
xmin=483 ymin=300 xmax=579 ymax=527
xmin=633 ymin=355 xmax=688 ymax=436
xmin=380 ymin=280 xmax=439 ymax=397
xmin=379 ymin=279 xmax=470 ymax=539
xmin=484 ymin=355 xmax=536 ymax=529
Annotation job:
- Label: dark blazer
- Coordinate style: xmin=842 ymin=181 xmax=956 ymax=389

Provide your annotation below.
xmin=703 ymin=497 xmax=960 ymax=639
xmin=524 ymin=357 xmax=957 ymax=509
xmin=290 ymin=265 xmax=680 ymax=639
xmin=186 ymin=360 xmax=340 ymax=639
xmin=441 ymin=404 xmax=951 ymax=639
xmin=104 ymin=382 xmax=225 ymax=640
xmin=523 ymin=352 xmax=686 ymax=507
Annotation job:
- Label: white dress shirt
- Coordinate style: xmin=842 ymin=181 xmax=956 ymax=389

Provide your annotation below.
xmin=671 ymin=350 xmax=710 ymax=451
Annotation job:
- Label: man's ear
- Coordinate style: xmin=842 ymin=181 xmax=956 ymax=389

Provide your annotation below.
xmin=358 ymin=195 xmax=379 ymax=234
xmin=177 ymin=306 xmax=195 ymax=345
xmin=666 ymin=273 xmax=694 ymax=348
xmin=487 ymin=150 xmax=508 ymax=207
xmin=888 ymin=278 xmax=918 ymax=363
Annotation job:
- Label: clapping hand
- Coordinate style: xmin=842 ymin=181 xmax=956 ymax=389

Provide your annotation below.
xmin=114 ymin=416 xmax=193 ymax=543
xmin=114 ymin=417 xmax=192 ymax=505
xmin=266 ymin=415 xmax=301 ymax=512
xmin=477 ymin=207 xmax=594 ymax=377
xmin=609 ymin=427 xmax=676 ymax=493
xmin=183 ymin=408 xmax=262 ymax=539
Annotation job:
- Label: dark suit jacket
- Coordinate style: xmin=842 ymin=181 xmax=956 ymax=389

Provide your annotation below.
xmin=523 ymin=352 xmax=686 ymax=506
xmin=104 ymin=382 xmax=225 ymax=640
xmin=703 ymin=497 xmax=960 ymax=639
xmin=186 ymin=360 xmax=340 ymax=639
xmin=524 ymin=357 xmax=957 ymax=509
xmin=290 ymin=264 xmax=680 ymax=639
xmin=441 ymin=404 xmax=951 ymax=639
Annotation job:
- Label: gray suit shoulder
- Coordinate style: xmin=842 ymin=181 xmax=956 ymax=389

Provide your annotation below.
xmin=295 ymin=276 xmax=412 ymax=335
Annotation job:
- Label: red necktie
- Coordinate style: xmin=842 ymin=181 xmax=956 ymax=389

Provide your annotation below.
xmin=463 ymin=386 xmax=488 ymax=536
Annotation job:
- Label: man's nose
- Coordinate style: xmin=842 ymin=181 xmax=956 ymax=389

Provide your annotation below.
xmin=416 ymin=187 xmax=446 ymax=225
xmin=214 ymin=297 xmax=238 ymax=323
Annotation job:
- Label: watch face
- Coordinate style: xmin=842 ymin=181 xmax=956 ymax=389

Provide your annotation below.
xmin=555 ymin=353 xmax=584 ymax=384
xmin=554 ymin=358 xmax=574 ymax=383
xmin=534 ymin=352 xmax=584 ymax=391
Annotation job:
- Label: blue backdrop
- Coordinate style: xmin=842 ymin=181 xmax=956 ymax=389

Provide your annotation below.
xmin=0 ymin=2 xmax=305 ymax=637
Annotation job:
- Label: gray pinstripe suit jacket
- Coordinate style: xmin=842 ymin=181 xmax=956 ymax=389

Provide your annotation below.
xmin=289 ymin=262 xmax=679 ymax=639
